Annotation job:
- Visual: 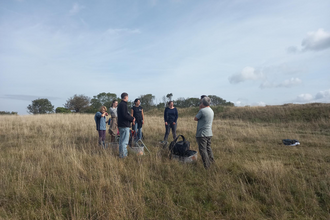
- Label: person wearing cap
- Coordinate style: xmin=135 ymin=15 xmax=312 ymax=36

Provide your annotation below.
xmin=194 ymin=96 xmax=214 ymax=169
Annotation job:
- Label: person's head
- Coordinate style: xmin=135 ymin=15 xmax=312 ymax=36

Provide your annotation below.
xmin=121 ymin=92 xmax=128 ymax=101
xmin=112 ymin=100 xmax=118 ymax=108
xmin=99 ymin=106 xmax=107 ymax=113
xmin=168 ymin=101 xmax=174 ymax=108
xmin=134 ymin=98 xmax=140 ymax=106
xmin=201 ymin=96 xmax=211 ymax=107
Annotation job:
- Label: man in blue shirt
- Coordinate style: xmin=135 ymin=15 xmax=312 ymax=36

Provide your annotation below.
xmin=194 ymin=96 xmax=214 ymax=169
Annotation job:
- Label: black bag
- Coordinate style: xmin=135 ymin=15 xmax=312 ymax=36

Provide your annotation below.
xmin=169 ymin=135 xmax=190 ymax=157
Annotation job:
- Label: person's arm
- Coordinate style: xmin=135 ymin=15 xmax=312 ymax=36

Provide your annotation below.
xmin=141 ymin=109 xmax=144 ymax=124
xmin=194 ymin=110 xmax=202 ymax=121
xmin=173 ymin=108 xmax=178 ymax=124
xmin=123 ymin=104 xmax=134 ymax=122
xmin=164 ymin=108 xmax=168 ymax=125
xmin=95 ymin=112 xmax=101 ymax=119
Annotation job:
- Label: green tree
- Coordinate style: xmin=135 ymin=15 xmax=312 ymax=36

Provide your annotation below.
xmin=90 ymin=92 xmax=117 ymax=110
xmin=208 ymin=95 xmax=234 ymax=106
xmin=166 ymin=93 xmax=173 ymax=101
xmin=27 ymin=98 xmax=54 ymax=114
xmin=139 ymin=94 xmax=155 ymax=111
xmin=64 ymin=94 xmax=91 ymax=113
xmin=55 ymin=107 xmax=71 ymax=113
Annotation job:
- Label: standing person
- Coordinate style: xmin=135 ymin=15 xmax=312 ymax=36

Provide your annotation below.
xmin=94 ymin=106 xmax=108 ymax=147
xmin=162 ymin=101 xmax=178 ymax=143
xmin=117 ymin=92 xmax=135 ymax=158
xmin=108 ymin=100 xmax=118 ymax=143
xmin=131 ymin=99 xmax=144 ymax=141
xmin=194 ymin=96 xmax=214 ymax=169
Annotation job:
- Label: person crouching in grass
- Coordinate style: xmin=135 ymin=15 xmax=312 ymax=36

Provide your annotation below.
xmin=94 ymin=106 xmax=108 ymax=147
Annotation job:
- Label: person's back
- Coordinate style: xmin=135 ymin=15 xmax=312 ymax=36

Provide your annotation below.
xmin=117 ymin=100 xmax=132 ymax=128
xmin=194 ymin=96 xmax=214 ymax=169
xmin=196 ymin=107 xmax=214 ymax=137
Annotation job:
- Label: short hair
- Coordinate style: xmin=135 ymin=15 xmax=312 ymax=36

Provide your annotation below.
xmin=121 ymin=92 xmax=128 ymax=99
xmin=99 ymin=106 xmax=107 ymax=112
xmin=201 ymin=96 xmax=211 ymax=106
xmin=134 ymin=98 xmax=140 ymax=103
xmin=200 ymin=95 xmax=207 ymax=100
xmin=168 ymin=101 xmax=173 ymax=106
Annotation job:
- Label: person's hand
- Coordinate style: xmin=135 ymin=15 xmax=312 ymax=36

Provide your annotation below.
xmin=165 ymin=122 xmax=168 ymax=125
xmin=173 ymin=122 xmax=176 ymax=125
xmin=142 ymin=120 xmax=144 ymax=124
xmin=105 ymin=112 xmax=108 ymax=116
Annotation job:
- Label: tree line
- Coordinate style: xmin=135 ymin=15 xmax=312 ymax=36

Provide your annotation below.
xmin=26 ymin=93 xmax=234 ymax=114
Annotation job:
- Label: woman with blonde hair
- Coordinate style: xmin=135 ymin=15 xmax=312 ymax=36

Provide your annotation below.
xmin=94 ymin=106 xmax=108 ymax=147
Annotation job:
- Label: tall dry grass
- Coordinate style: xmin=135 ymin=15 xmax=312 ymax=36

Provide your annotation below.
xmin=0 ymin=112 xmax=330 ymax=219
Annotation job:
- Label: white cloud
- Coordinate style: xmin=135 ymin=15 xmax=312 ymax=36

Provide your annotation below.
xmin=69 ymin=3 xmax=85 ymax=16
xmin=315 ymin=89 xmax=330 ymax=100
xmin=251 ymin=101 xmax=266 ymax=107
xmin=279 ymin=77 xmax=302 ymax=87
xmin=294 ymin=94 xmax=313 ymax=103
xmin=301 ymin=29 xmax=330 ymax=51
xmin=293 ymin=89 xmax=330 ymax=103
xmin=229 ymin=66 xmax=264 ymax=84
xmin=260 ymin=78 xmax=302 ymax=89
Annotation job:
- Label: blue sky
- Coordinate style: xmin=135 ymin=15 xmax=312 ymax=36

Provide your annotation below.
xmin=1 ymin=0 xmax=330 ymax=114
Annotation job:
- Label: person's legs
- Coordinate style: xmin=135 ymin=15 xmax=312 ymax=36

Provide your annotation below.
xmin=137 ymin=124 xmax=142 ymax=140
xmin=133 ymin=123 xmax=138 ymax=138
xmin=206 ymin=137 xmax=214 ymax=163
xmin=119 ymin=127 xmax=130 ymax=158
xmin=97 ymin=130 xmax=102 ymax=145
xmin=196 ymin=137 xmax=211 ymax=169
xmin=164 ymin=124 xmax=171 ymax=142
xmin=171 ymin=123 xmax=177 ymax=140
xmin=101 ymin=130 xmax=106 ymax=147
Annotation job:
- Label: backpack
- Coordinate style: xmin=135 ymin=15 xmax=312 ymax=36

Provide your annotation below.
xmin=282 ymin=139 xmax=300 ymax=146
xmin=169 ymin=135 xmax=190 ymax=157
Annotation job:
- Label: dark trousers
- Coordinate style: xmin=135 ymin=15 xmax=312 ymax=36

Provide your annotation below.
xmin=98 ymin=130 xmax=106 ymax=144
xmin=196 ymin=137 xmax=214 ymax=169
xmin=164 ymin=123 xmax=177 ymax=141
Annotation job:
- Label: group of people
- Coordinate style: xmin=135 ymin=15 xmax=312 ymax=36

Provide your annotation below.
xmin=94 ymin=92 xmax=215 ymax=169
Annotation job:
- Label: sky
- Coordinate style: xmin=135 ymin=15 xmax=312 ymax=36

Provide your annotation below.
xmin=0 ymin=0 xmax=330 ymax=114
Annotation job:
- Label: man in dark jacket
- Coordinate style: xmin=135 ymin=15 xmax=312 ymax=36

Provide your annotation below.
xmin=117 ymin=92 xmax=135 ymax=158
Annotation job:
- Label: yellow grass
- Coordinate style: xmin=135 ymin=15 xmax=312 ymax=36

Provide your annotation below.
xmin=0 ymin=113 xmax=330 ymax=219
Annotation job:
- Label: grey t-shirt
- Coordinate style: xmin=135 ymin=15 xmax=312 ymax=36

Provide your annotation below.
xmin=109 ymin=107 xmax=117 ymax=118
xmin=195 ymin=107 xmax=214 ymax=137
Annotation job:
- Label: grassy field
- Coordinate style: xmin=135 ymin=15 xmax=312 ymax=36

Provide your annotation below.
xmin=1 ymin=105 xmax=330 ymax=219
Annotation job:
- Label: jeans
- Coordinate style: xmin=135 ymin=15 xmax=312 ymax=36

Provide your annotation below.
xmin=196 ymin=137 xmax=214 ymax=169
xmin=119 ymin=127 xmax=130 ymax=158
xmin=164 ymin=123 xmax=177 ymax=142
xmin=133 ymin=123 xmax=142 ymax=141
